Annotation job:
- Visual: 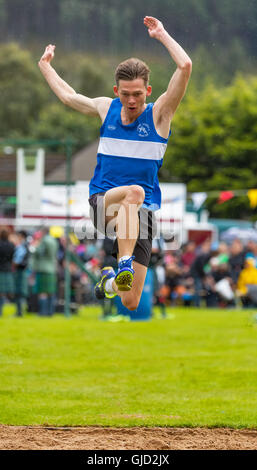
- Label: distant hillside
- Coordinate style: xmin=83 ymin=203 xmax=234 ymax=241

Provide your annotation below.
xmin=0 ymin=0 xmax=256 ymax=59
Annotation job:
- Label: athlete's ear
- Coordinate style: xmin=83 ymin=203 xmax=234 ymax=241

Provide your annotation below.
xmin=146 ymin=85 xmax=152 ymax=96
xmin=113 ymin=85 xmax=119 ymax=96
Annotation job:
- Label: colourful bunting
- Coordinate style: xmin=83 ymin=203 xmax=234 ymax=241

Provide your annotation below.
xmin=189 ymin=188 xmax=257 ymax=209
xmin=191 ymin=192 xmax=207 ymax=210
xmin=247 ymin=189 xmax=257 ymax=209
xmin=217 ymin=191 xmax=234 ymax=204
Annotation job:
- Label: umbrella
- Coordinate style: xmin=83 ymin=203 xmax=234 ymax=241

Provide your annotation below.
xmin=221 ymin=227 xmax=257 ymax=243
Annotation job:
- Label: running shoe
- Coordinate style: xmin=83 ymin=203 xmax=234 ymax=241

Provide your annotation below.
xmin=115 ymin=256 xmax=135 ymax=291
xmin=95 ymin=267 xmax=117 ymax=300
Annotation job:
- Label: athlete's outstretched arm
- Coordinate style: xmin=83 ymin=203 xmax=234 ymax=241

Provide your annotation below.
xmin=144 ymin=16 xmax=192 ymax=124
xmin=38 ymin=44 xmax=111 ymax=120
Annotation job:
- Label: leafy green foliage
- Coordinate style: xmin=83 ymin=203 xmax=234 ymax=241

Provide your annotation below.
xmin=0 ymin=43 xmax=47 ymax=137
xmin=0 ymin=44 xmax=109 ymax=148
xmin=0 ymin=33 xmax=256 ymax=220
xmin=0 ymin=0 xmax=256 ymax=64
xmin=30 ymin=103 xmax=100 ymax=153
xmin=163 ymin=75 xmax=257 ymax=218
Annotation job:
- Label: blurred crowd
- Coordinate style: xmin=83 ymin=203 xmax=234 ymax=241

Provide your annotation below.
xmin=1 ymin=226 xmax=257 ymax=317
xmin=0 ymin=226 xmax=102 ymax=317
xmin=152 ymin=237 xmax=257 ymax=310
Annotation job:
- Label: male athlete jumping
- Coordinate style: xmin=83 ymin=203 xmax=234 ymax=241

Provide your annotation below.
xmin=39 ymin=16 xmax=192 ymax=311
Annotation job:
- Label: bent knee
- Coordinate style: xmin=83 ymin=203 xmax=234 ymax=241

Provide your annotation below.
xmin=125 ymin=185 xmax=145 ymax=205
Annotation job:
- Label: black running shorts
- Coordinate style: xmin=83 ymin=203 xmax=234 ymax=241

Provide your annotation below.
xmin=88 ymin=192 xmax=157 ymax=268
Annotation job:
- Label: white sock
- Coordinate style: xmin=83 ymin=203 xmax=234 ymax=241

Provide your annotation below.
xmin=119 ymin=255 xmax=131 ymax=264
xmin=105 ymin=277 xmax=115 ymax=294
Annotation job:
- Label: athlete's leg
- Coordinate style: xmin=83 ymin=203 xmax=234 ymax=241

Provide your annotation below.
xmin=104 ymin=185 xmax=145 ymax=258
xmin=94 ymin=185 xmax=148 ymax=302
xmin=114 ymin=261 xmax=147 ymax=311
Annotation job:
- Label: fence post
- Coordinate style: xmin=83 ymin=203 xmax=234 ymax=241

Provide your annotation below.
xmin=64 ymin=138 xmax=73 ymax=318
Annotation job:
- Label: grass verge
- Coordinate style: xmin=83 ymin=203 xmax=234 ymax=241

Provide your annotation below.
xmin=0 ymin=304 xmax=256 ymax=427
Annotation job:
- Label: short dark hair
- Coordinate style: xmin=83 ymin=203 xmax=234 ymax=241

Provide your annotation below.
xmin=0 ymin=230 xmax=8 ymax=241
xmin=115 ymin=58 xmax=150 ymax=87
xmin=18 ymin=230 xmax=27 ymax=239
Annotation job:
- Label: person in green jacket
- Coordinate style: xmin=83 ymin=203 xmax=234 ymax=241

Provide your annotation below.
xmin=32 ymin=227 xmax=58 ymax=316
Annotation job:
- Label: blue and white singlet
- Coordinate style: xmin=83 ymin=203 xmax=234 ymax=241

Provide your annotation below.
xmin=89 ymin=98 xmax=171 ymax=210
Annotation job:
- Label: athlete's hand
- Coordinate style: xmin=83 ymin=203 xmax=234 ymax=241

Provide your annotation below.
xmin=144 ymin=16 xmax=165 ymax=40
xmin=40 ymin=44 xmax=56 ymax=63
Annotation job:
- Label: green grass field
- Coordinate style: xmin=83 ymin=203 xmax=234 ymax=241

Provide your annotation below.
xmin=0 ymin=304 xmax=256 ymax=428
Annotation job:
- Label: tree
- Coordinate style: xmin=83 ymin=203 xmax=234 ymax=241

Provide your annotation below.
xmin=162 ymin=75 xmax=257 ymax=219
xmin=0 ymin=43 xmax=47 ymax=137
xmin=0 ymin=0 xmax=256 ymax=65
xmin=30 ymin=103 xmax=100 ymax=153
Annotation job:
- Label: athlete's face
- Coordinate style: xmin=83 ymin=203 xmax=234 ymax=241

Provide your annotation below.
xmin=113 ymin=78 xmax=152 ymax=119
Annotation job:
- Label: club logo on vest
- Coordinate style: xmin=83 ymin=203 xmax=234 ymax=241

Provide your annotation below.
xmin=137 ymin=123 xmax=150 ymax=137
xmin=107 ymin=125 xmax=116 ymax=131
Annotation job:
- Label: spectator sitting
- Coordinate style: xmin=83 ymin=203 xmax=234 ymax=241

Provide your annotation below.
xmin=217 ymin=241 xmax=229 ymax=256
xmin=190 ymin=238 xmax=212 ymax=307
xmin=172 ymin=271 xmax=195 ymax=306
xmin=166 ymin=257 xmax=183 ymax=303
xmin=229 ymin=239 xmax=246 ymax=283
xmin=244 ymin=240 xmax=257 ymax=266
xmin=237 ymin=255 xmax=257 ymax=307
xmin=202 ymin=257 xmax=220 ymax=307
xmin=212 ymin=258 xmax=235 ymax=307
xmin=75 ymin=243 xmax=87 ymax=262
xmin=203 ymin=254 xmax=235 ymax=307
